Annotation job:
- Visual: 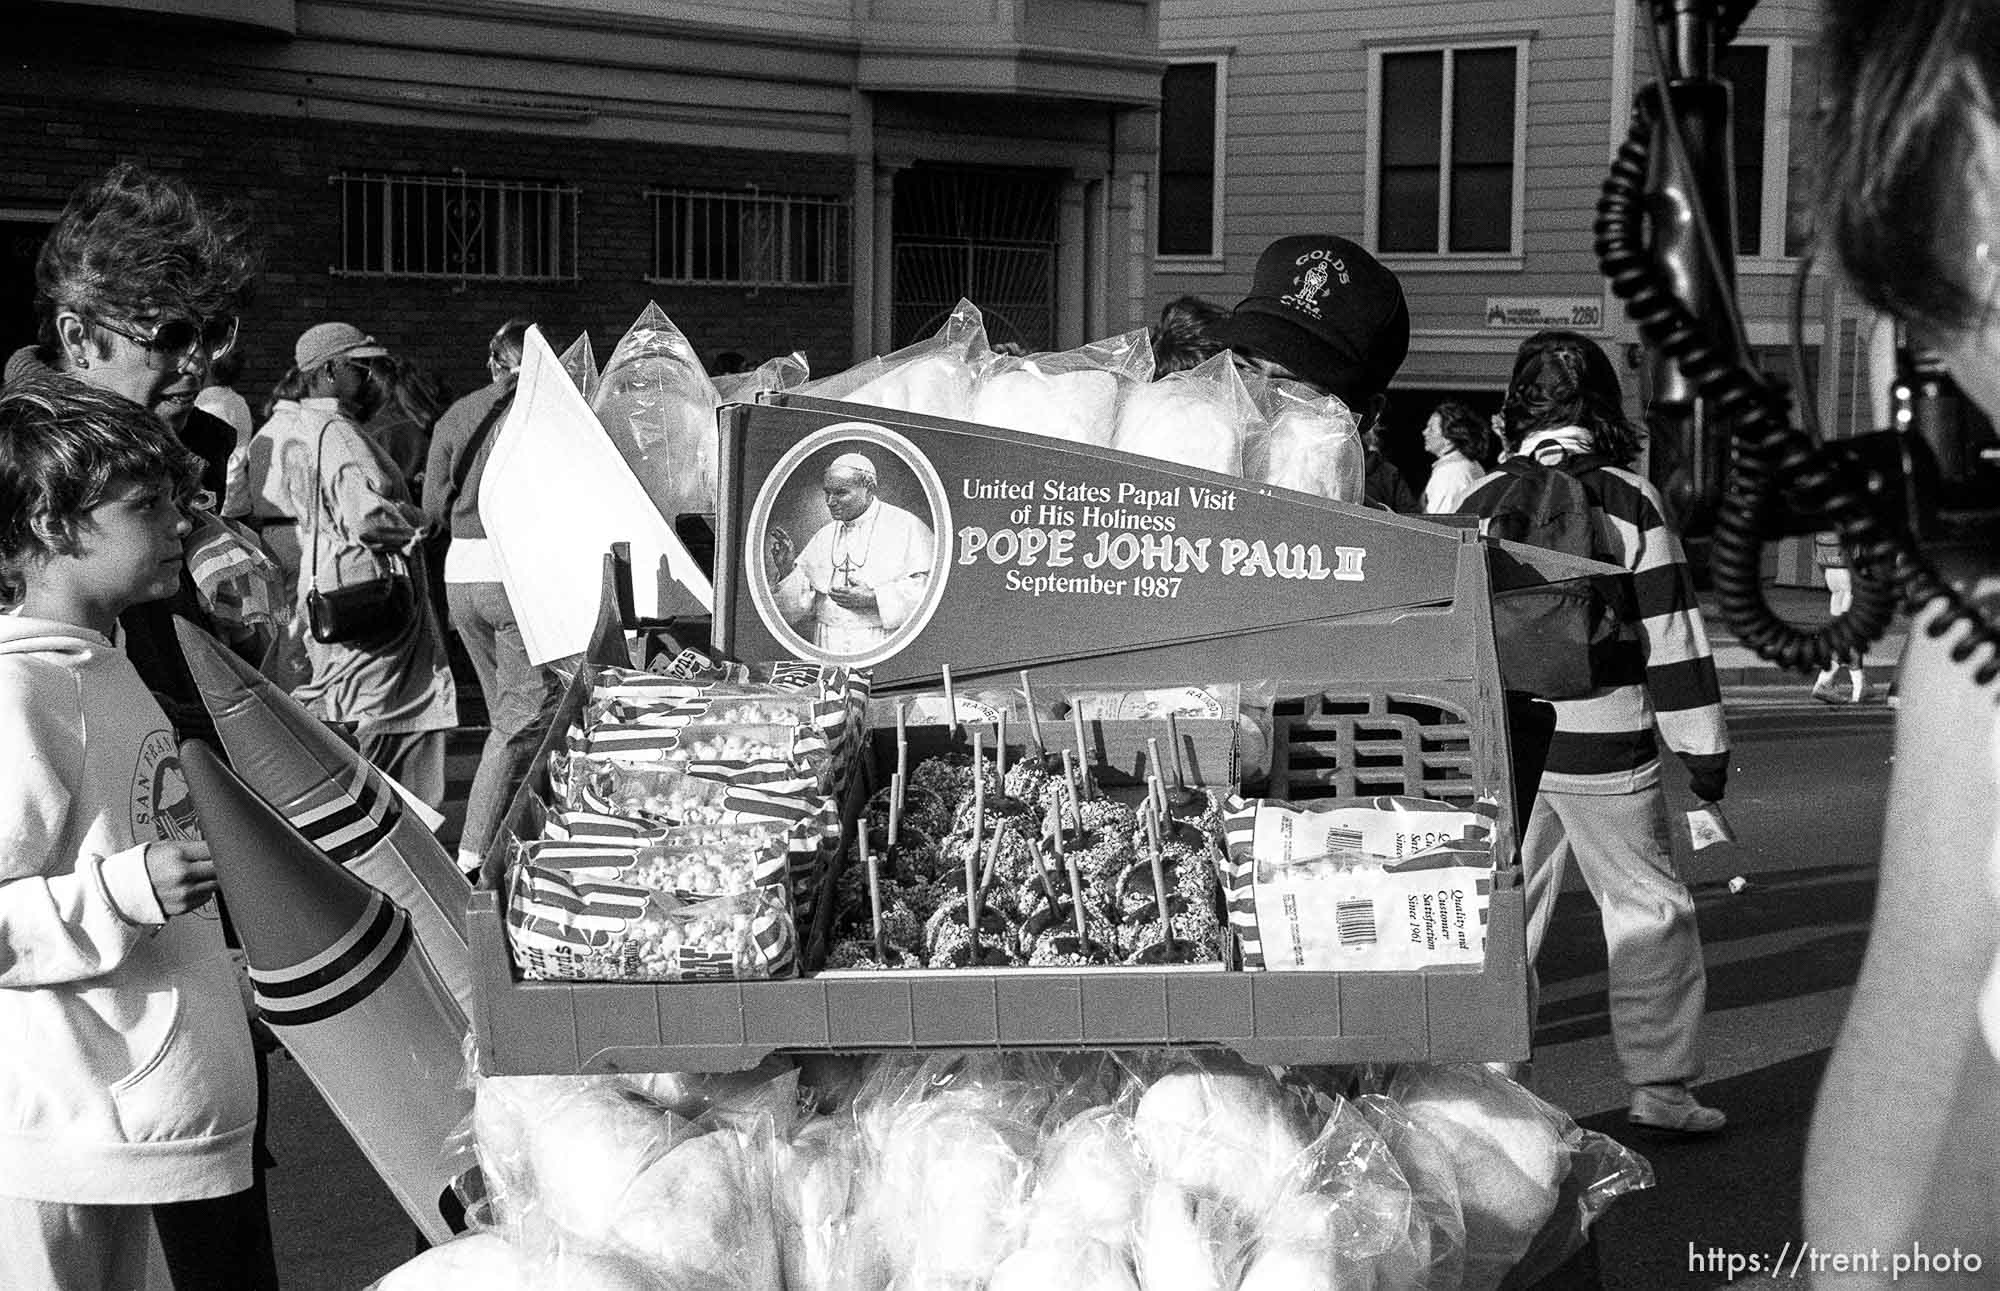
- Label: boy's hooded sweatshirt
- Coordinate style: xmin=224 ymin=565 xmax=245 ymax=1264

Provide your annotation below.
xmin=0 ymin=614 xmax=256 ymax=1203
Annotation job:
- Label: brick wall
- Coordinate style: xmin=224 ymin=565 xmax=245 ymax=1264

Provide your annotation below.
xmin=0 ymin=97 xmax=857 ymax=407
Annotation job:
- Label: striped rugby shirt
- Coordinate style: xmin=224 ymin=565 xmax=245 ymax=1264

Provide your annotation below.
xmin=1465 ymin=426 xmax=1729 ymax=795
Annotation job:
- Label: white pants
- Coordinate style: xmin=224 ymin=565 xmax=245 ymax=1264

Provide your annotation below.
xmin=0 ymin=1196 xmax=168 ymax=1291
xmin=1522 ymin=779 xmax=1708 ymax=1091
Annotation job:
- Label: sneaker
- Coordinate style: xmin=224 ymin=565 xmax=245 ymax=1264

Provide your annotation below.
xmin=1811 ymin=673 xmax=1847 ymax=705
xmin=1629 ymin=1085 xmax=1727 ymax=1136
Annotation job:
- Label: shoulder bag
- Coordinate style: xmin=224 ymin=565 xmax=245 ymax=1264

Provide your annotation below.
xmin=304 ymin=421 xmax=415 ymax=648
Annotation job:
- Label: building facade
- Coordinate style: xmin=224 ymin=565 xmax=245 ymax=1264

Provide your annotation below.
xmin=4 ymin=0 xmax=1166 ymax=400
xmin=1151 ymin=0 xmax=1869 ymax=579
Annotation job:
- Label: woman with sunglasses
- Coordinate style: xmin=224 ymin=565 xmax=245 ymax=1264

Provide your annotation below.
xmin=7 ymin=164 xmax=268 ymax=718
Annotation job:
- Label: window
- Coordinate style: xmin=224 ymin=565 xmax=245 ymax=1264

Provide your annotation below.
xmin=1157 ymin=59 xmax=1224 ymax=258
xmin=334 ymin=172 xmax=578 ymax=281
xmin=648 ymin=189 xmax=851 ymax=287
xmin=1373 ymin=44 xmax=1522 ymax=255
xmin=1716 ymin=41 xmax=1812 ymax=258
xmin=1719 ymin=44 xmax=1769 ymax=257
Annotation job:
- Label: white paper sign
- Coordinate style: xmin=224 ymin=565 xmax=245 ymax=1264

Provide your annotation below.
xmin=480 ymin=327 xmax=715 ymax=664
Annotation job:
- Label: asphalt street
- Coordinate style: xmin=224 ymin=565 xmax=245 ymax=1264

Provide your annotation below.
xmin=260 ymin=684 xmax=1900 ymax=1291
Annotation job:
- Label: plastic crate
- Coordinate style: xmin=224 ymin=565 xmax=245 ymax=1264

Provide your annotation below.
xmin=1270 ymin=686 xmax=1482 ymax=804
xmin=469 ymin=687 xmax=1530 ymax=1074
xmin=468 ymin=525 xmax=1532 ymax=1074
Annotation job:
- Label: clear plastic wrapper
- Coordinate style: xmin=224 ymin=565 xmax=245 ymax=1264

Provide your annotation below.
xmin=851 ymin=1054 xmax=1044 ymax=1289
xmin=991 ymin=1237 xmax=1142 ymax=1291
xmin=1385 ymin=1064 xmax=1642 ymax=1291
xmin=1134 ymin=1178 xmax=1251 ymax=1291
xmin=469 ymin=1069 xmax=796 ymax=1291
xmin=1130 ymin=1056 xmax=1314 ymax=1217
xmin=712 ymin=350 xmax=810 ymax=404
xmin=1023 ymin=1104 xmax=1150 ymax=1251
xmin=1246 ymin=1093 xmax=1419 ymax=1291
xmin=1241 ymin=374 xmax=1365 ymax=504
xmin=558 ymin=331 xmax=599 ymax=403
xmin=588 ymin=301 xmax=721 ymax=522
xmin=796 ymin=298 xmax=990 ymax=421
xmin=1111 ymin=351 xmax=1259 ymax=477
xmin=1357 ymin=1092 xmax=1469 ymax=1291
xmin=606 ymin=1118 xmax=785 ymax=1290
xmin=369 ymin=1231 xmax=661 ymax=1291
xmin=968 ymin=328 xmax=1156 ymax=447
xmin=474 ymin=1075 xmax=700 ymax=1246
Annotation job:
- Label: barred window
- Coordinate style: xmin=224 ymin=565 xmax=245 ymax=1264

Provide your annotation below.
xmin=648 ymin=189 xmax=851 ymax=287
xmin=333 ymin=171 xmax=579 ymax=281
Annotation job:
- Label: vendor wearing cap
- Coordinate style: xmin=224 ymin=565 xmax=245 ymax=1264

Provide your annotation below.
xmin=281 ymin=321 xmax=458 ymax=807
xmin=1211 ymin=235 xmax=1420 ymax=512
xmin=772 ymin=452 xmax=936 ymax=656
xmin=243 ymin=323 xmax=392 ymax=609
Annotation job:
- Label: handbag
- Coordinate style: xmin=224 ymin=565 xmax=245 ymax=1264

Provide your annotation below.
xmin=303 ymin=423 xmax=415 ymax=648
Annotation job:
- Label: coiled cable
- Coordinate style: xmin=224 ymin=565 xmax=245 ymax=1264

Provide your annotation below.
xmin=1595 ymin=82 xmax=2000 ymax=684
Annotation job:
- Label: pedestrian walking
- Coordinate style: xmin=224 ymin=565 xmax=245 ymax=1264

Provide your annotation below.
xmin=1465 ymin=329 xmax=1732 ymax=1137
xmin=421 ymin=318 xmax=556 ymax=875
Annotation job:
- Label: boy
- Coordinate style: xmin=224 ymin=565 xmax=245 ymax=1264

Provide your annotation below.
xmin=0 ymin=379 xmax=261 ymax=1290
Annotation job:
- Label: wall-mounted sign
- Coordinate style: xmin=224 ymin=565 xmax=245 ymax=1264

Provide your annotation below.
xmin=716 ymin=398 xmax=1463 ymax=687
xmin=1483 ymin=297 xmax=1604 ymax=331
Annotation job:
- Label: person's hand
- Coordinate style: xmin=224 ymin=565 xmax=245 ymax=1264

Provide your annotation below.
xmin=767 ymin=527 xmax=797 ymax=582
xmin=1688 ymin=766 xmax=1728 ymax=804
xmin=358 ymin=516 xmax=418 ymax=553
xmin=826 ymin=583 xmax=879 ymax=613
xmin=145 ymin=841 xmax=218 ymax=916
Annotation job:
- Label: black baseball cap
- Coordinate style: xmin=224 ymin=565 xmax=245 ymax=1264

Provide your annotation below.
xmin=1211 ymin=235 xmax=1410 ymax=405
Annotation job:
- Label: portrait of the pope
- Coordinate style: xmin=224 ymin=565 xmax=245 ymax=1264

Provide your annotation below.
xmin=768 ymin=450 xmax=938 ymax=657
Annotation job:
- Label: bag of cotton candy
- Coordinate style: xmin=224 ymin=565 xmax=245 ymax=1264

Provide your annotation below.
xmin=968 ymin=328 xmax=1156 ymax=448
xmin=470 ymin=1069 xmax=791 ymax=1291
xmin=589 ymin=302 xmax=722 ymax=524
xmin=712 ymin=351 xmax=810 ymax=405
xmin=368 ymin=1230 xmax=664 ymax=1291
xmin=845 ymin=1053 xmax=1058 ymax=1289
xmin=797 ymin=298 xmax=989 ymax=422
xmin=1240 ymin=1092 xmax=1430 ymax=1291
xmin=1385 ymin=1063 xmax=1652 ymax=1291
xmin=1241 ymin=373 xmax=1366 ymax=504
xmin=1111 ymin=351 xmax=1259 ymax=477
xmin=1130 ymin=1056 xmax=1315 ymax=1217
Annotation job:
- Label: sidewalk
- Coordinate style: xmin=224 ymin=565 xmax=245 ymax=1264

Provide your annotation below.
xmin=1699 ymin=581 xmax=1908 ymax=687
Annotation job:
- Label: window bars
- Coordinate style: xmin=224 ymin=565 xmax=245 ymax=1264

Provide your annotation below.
xmin=334 ymin=171 xmax=579 ymax=281
xmin=648 ymin=188 xmax=851 ymax=287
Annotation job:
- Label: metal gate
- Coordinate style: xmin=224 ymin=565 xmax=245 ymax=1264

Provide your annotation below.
xmin=891 ymin=164 xmax=1061 ymax=352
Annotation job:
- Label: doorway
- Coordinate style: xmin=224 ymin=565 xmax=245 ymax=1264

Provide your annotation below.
xmin=891 ymin=163 xmax=1061 ymax=352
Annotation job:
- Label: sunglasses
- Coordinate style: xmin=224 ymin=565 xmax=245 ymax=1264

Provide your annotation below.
xmin=95 ymin=313 xmax=240 ymax=364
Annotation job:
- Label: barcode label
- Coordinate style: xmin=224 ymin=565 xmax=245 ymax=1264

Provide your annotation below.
xmin=1323 ymin=826 xmax=1366 ymax=858
xmin=1336 ymin=898 xmax=1377 ymax=946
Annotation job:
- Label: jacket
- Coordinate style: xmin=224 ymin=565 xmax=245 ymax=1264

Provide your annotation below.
xmin=1464 ymin=426 xmax=1729 ymax=794
xmin=0 ymin=614 xmax=257 ymax=1203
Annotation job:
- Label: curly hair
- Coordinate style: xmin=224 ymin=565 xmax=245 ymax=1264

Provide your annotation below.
xmin=0 ymin=378 xmax=205 ymax=583
xmin=1151 ymin=295 xmax=1229 ymax=378
xmin=1499 ymin=330 xmax=1644 ymax=466
xmin=34 ymin=162 xmax=259 ymax=350
xmin=1430 ymin=399 xmax=1497 ymax=465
